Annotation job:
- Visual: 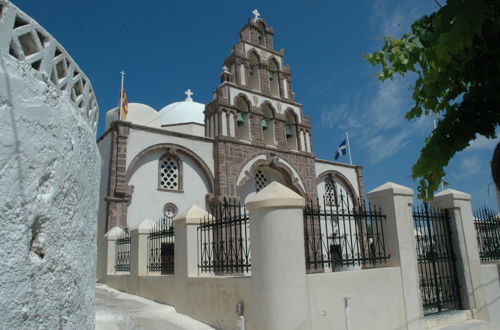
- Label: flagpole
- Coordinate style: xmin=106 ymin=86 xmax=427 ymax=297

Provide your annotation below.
xmin=120 ymin=71 xmax=125 ymax=120
xmin=346 ymin=132 xmax=352 ymax=165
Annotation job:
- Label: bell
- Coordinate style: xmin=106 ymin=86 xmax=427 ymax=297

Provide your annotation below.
xmin=285 ymin=125 xmax=293 ymax=137
xmin=237 ymin=112 xmax=245 ymax=126
xmin=261 ymin=119 xmax=268 ymax=129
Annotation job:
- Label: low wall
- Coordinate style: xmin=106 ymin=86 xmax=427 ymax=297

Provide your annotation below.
xmin=479 ymin=264 xmax=500 ymax=327
xmin=107 ymin=274 xmax=252 ymax=330
xmin=307 ymin=267 xmax=407 ymax=330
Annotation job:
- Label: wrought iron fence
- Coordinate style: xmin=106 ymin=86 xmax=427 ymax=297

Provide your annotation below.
xmin=303 ymin=194 xmax=390 ymax=273
xmin=115 ymin=228 xmax=130 ymax=272
xmin=474 ymin=206 xmax=500 ymax=263
xmin=148 ymin=216 xmax=175 ymax=274
xmin=413 ymin=204 xmax=461 ymax=315
xmin=198 ymin=198 xmax=251 ymax=275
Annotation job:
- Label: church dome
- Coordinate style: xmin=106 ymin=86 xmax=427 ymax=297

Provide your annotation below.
xmin=159 ymin=89 xmax=205 ymax=126
xmin=105 ymin=103 xmax=161 ymax=129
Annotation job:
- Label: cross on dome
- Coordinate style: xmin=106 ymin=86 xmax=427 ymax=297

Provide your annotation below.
xmin=252 ymin=9 xmax=260 ymax=21
xmin=184 ymin=89 xmax=193 ymax=101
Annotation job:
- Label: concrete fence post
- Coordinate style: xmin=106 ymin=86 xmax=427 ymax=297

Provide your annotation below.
xmin=246 ymin=182 xmax=310 ymax=330
xmin=173 ymin=205 xmax=207 ymax=277
xmin=367 ymin=182 xmax=423 ymax=330
xmin=104 ymin=227 xmax=125 ymax=276
xmin=130 ymin=218 xmax=155 ymax=276
xmin=431 ymin=189 xmax=489 ymax=321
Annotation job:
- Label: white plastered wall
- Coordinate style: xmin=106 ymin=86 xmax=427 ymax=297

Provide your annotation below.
xmin=125 ymin=129 xmax=213 ymax=228
xmin=315 ymin=161 xmax=360 ymax=199
xmin=127 ymin=129 xmax=213 ymax=173
xmin=0 ymin=2 xmax=100 ymax=327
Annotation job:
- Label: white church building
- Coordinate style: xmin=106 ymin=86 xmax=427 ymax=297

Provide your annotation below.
xmin=96 ymin=14 xmax=365 ymax=279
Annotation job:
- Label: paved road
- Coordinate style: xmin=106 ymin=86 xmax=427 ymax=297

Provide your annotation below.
xmin=95 ymin=284 xmax=215 ymax=330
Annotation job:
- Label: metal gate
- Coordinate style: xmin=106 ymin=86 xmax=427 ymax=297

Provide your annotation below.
xmin=413 ymin=204 xmax=462 ymax=315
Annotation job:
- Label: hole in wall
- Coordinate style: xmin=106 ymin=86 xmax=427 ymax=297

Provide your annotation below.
xmin=9 ymin=40 xmax=21 ymax=60
xmin=0 ymin=5 xmax=4 ymax=19
xmin=14 ymin=15 xmax=29 ymax=29
xmin=18 ymin=32 xmax=39 ymax=56
xmin=55 ymin=47 xmax=62 ymax=57
xmin=36 ymin=30 xmax=48 ymax=48
xmin=31 ymin=59 xmax=41 ymax=71
xmin=29 ymin=216 xmax=46 ymax=259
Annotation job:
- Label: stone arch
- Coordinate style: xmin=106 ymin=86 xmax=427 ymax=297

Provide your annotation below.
xmin=247 ymin=50 xmax=261 ymax=91
xmin=316 ymin=170 xmax=358 ymax=203
xmin=233 ymin=92 xmax=253 ymax=108
xmin=126 ymin=143 xmax=214 ymax=193
xmin=234 ymin=94 xmax=252 ymax=141
xmin=260 ymin=101 xmax=276 ymax=145
xmin=236 ymin=153 xmax=307 ymax=199
xmin=284 ymin=108 xmax=299 ymax=150
xmin=268 ymin=57 xmax=280 ymax=97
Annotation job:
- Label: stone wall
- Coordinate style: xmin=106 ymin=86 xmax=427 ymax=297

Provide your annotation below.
xmin=0 ymin=1 xmax=100 ymax=329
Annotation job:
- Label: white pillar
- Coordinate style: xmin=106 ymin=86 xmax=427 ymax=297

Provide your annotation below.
xmin=246 ymin=182 xmax=310 ymax=330
xmin=229 ymin=112 xmax=236 ymax=137
xmin=305 ymin=131 xmax=311 ymax=152
xmin=431 ymin=189 xmax=490 ymax=321
xmin=130 ymin=218 xmax=155 ymax=277
xmin=221 ymin=111 xmax=228 ymax=136
xmin=367 ymin=182 xmax=423 ymax=330
xmin=173 ymin=205 xmax=207 ymax=277
xmin=299 ymin=130 xmax=305 ymax=151
xmin=104 ymin=227 xmax=125 ymax=276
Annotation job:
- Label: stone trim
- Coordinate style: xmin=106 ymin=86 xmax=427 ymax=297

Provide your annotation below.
xmin=125 ymin=143 xmax=214 ymax=194
xmin=355 ymin=166 xmax=366 ymax=204
xmin=222 ymin=82 xmax=303 ymax=116
xmin=316 ymin=169 xmax=358 ymax=202
xmin=98 ymin=121 xmax=214 ymax=144
xmin=215 ymin=135 xmax=315 ymax=158
xmin=235 ymin=154 xmax=307 ymax=198
xmin=314 ymin=158 xmax=362 ymax=169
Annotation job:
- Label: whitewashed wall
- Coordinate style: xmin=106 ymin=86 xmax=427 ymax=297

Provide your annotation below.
xmin=127 ymin=148 xmax=211 ymax=228
xmin=0 ymin=1 xmax=100 ymax=328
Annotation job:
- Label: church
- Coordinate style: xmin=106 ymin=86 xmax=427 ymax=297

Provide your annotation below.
xmin=96 ymin=12 xmax=365 ymax=278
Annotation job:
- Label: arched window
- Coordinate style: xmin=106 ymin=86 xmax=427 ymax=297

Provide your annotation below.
xmin=257 ymin=24 xmax=265 ymax=46
xmin=235 ymin=96 xmax=251 ymax=141
xmin=268 ymin=59 xmax=280 ymax=97
xmin=158 ymin=153 xmax=182 ymax=191
xmin=284 ymin=109 xmax=298 ymax=150
xmin=325 ymin=178 xmax=338 ymax=206
xmin=261 ymin=103 xmax=275 ymax=145
xmin=248 ymin=51 xmax=260 ymax=91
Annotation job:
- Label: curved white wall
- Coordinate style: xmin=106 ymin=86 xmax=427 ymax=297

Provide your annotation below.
xmin=0 ymin=2 xmax=100 ymax=328
xmin=127 ymin=149 xmax=210 ymax=228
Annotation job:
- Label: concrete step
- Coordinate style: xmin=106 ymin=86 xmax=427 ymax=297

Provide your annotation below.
xmin=425 ymin=310 xmax=491 ymax=330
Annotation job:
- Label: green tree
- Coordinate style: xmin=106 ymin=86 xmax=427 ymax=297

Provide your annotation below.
xmin=365 ymin=0 xmax=500 ymax=201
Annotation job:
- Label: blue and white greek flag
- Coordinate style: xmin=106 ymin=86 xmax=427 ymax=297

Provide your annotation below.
xmin=335 ymin=139 xmax=347 ymax=160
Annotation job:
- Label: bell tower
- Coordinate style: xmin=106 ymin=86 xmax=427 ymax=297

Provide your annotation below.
xmin=205 ymin=11 xmax=316 ymax=200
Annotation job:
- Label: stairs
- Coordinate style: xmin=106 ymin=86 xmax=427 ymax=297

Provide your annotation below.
xmin=425 ymin=310 xmax=492 ymax=330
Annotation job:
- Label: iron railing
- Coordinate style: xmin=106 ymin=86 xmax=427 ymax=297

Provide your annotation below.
xmin=474 ymin=206 xmax=500 ymax=263
xmin=115 ymin=228 xmax=131 ymax=272
xmin=303 ymin=195 xmax=389 ymax=273
xmin=198 ymin=198 xmax=251 ymax=275
xmin=148 ymin=216 xmax=175 ymax=274
xmin=413 ymin=204 xmax=462 ymax=315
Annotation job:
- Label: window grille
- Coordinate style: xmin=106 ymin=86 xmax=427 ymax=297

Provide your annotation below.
xmin=325 ymin=179 xmax=337 ymax=206
xmin=159 ymin=155 xmax=179 ymax=190
xmin=255 ymin=170 xmax=268 ymax=192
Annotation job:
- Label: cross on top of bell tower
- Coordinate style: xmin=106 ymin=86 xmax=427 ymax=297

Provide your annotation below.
xmin=252 ymin=9 xmax=260 ymax=21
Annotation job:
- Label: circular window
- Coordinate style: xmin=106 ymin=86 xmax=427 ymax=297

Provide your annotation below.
xmin=163 ymin=203 xmax=178 ymax=218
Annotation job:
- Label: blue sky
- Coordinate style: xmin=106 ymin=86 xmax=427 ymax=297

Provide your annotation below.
xmin=12 ymin=0 xmax=498 ymax=209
